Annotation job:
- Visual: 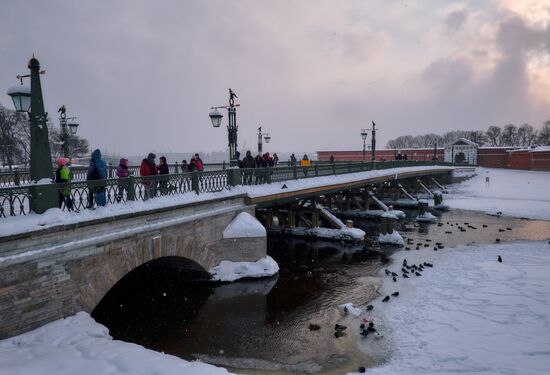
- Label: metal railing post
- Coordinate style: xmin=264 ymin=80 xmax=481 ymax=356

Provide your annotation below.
xmin=227 ymin=168 xmax=241 ymax=187
xmin=314 ymin=162 xmax=319 ymax=177
xmin=192 ymin=171 xmax=200 ymax=194
xmin=13 ymin=171 xmax=20 ymax=186
xmin=127 ymin=176 xmax=136 ymax=201
xmin=293 ymin=165 xmax=297 ymax=180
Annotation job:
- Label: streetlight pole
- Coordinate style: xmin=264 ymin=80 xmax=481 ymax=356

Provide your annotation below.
xmin=209 ymin=88 xmax=240 ymax=167
xmin=361 ymin=129 xmax=368 ymax=161
xmin=258 ymin=126 xmax=263 ymax=155
xmin=58 ymin=105 xmax=79 ymax=161
xmin=371 ymin=121 xmax=377 ymax=161
xmin=6 ymin=56 xmax=56 ymax=213
xmin=257 ymin=126 xmax=271 ymax=155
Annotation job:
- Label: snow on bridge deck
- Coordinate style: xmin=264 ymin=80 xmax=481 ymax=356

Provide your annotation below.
xmin=242 ymin=165 xmax=454 ymax=205
xmin=0 ymin=166 xmax=454 ymax=239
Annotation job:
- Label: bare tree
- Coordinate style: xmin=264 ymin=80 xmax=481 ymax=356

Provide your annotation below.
xmin=517 ymin=123 xmax=537 ymax=147
xmin=0 ymin=104 xmax=28 ymax=169
xmin=538 ymin=120 xmax=550 ymax=145
xmin=501 ymin=124 xmax=518 ymax=146
xmin=485 ymin=126 xmax=502 ymax=146
xmin=465 ymin=130 xmax=486 ymax=145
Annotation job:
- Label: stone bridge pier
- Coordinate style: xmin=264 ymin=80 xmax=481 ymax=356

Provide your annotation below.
xmin=0 ymin=195 xmax=266 ymax=339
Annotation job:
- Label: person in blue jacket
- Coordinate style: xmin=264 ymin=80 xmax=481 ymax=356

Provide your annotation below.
xmin=86 ymin=149 xmax=108 ymax=207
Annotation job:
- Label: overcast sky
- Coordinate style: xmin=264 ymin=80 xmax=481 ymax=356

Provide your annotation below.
xmin=1 ymin=0 xmax=549 ymax=156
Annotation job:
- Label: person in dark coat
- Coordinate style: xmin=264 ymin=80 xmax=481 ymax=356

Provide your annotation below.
xmin=115 ymin=158 xmax=130 ymax=202
xmin=159 ymin=156 xmax=170 ymax=195
xmin=181 ymin=159 xmax=191 ymax=172
xmin=140 ymin=152 xmax=159 ymax=200
xmin=241 ymin=150 xmax=255 ymax=184
xmin=290 ymin=153 xmax=297 ymax=166
xmin=159 ymin=156 xmax=169 ymax=175
xmin=273 ymin=153 xmax=279 ymax=166
xmin=242 ymin=151 xmax=255 ymax=168
xmin=86 ymin=149 xmax=108 ymax=207
xmin=264 ymin=152 xmax=274 ymax=167
xmin=235 ymin=151 xmax=243 ymax=168
xmin=255 ymin=154 xmax=266 ymax=168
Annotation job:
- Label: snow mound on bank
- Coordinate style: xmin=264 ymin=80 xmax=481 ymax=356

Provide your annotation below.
xmin=377 ymin=230 xmax=404 ymax=246
xmin=289 ymin=226 xmax=366 ymax=241
xmin=349 ymin=241 xmax=550 ymax=375
xmin=223 ymin=212 xmax=266 ymax=238
xmin=381 ymin=210 xmax=406 ymax=219
xmin=0 ymin=312 xmax=234 ymax=375
xmin=209 ymin=255 xmax=279 ymax=282
xmin=415 ymin=211 xmax=437 ymax=223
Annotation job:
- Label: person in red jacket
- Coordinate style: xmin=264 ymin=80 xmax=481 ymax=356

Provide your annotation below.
xmin=194 ymin=153 xmax=204 ymax=171
xmin=140 ymin=153 xmax=159 ymax=199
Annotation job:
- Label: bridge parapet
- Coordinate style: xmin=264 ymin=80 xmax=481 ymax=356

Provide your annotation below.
xmin=1 ymin=161 xmax=458 ymax=217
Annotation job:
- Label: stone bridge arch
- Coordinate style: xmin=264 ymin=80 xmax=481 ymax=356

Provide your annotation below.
xmin=0 ymin=196 xmax=266 ymax=338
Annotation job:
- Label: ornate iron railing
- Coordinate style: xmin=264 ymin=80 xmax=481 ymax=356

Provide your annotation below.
xmin=0 ymin=185 xmax=31 ymax=218
xmin=0 ymin=160 xmax=458 ymax=218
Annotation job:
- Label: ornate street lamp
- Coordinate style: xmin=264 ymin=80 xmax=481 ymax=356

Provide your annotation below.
xmin=7 ymin=84 xmax=31 ymax=112
xmin=209 ymin=89 xmax=240 ymax=166
xmin=58 ymin=105 xmax=79 ymax=160
xmin=257 ymin=126 xmax=271 ymax=154
xmin=209 ymin=109 xmax=223 ymax=128
xmin=6 ymin=56 xmax=56 ymax=213
xmin=361 ymin=129 xmax=368 ymax=161
xmin=68 ymin=121 xmax=79 ymax=135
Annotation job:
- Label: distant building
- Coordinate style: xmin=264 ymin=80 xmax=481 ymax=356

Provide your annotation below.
xmin=317 ymin=144 xmax=550 ymax=171
xmin=444 ymin=138 xmax=478 ymax=165
xmin=317 ymin=148 xmax=443 ymax=162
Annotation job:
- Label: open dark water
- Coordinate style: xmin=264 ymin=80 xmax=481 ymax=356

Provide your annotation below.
xmin=92 ymin=209 xmax=550 ymax=374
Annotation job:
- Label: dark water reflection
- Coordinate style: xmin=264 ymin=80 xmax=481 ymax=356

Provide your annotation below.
xmin=92 ymin=209 xmax=550 ymax=374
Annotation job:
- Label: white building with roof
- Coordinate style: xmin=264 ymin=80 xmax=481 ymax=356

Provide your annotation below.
xmin=444 ymin=138 xmax=478 ymax=164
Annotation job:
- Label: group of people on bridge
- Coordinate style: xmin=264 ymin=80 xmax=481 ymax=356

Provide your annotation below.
xmin=55 ymin=149 xmax=313 ymax=210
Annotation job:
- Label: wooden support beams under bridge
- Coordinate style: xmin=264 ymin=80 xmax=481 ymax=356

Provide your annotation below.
xmin=253 ymin=167 xmax=454 ymax=240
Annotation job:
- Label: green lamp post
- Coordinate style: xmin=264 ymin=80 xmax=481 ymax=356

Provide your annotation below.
xmin=7 ymin=56 xmax=57 ymax=213
xmin=361 ymin=129 xmax=368 ymax=161
xmin=371 ymin=121 xmax=378 ymax=161
xmin=209 ymin=88 xmax=240 ymax=167
xmin=58 ymin=105 xmax=79 ymax=160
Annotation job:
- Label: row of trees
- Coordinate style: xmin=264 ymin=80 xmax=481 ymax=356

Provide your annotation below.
xmin=0 ymin=104 xmax=89 ymax=170
xmin=386 ymin=121 xmax=550 ymax=149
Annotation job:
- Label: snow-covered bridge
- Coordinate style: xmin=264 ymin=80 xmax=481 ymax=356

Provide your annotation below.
xmin=0 ymin=162 xmax=456 ymax=338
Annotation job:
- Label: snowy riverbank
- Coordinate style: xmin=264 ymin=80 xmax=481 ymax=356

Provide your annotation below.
xmin=349 ymin=240 xmax=550 ymax=375
xmin=0 ymin=312 xmax=235 ymax=375
xmin=446 ymin=167 xmax=550 ymax=220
